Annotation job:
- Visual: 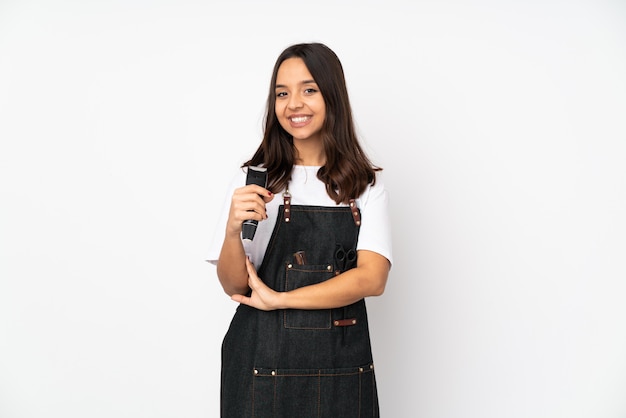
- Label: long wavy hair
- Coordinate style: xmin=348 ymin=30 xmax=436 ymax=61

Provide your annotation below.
xmin=243 ymin=42 xmax=381 ymax=204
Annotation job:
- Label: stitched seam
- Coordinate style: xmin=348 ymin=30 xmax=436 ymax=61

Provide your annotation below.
xmin=253 ymin=369 xmax=372 ymax=377
xmin=251 ymin=369 xmax=255 ymax=418
xmin=317 ymin=370 xmax=321 ymax=418
xmin=358 ymin=368 xmax=362 ymax=418
xmin=273 ymin=373 xmax=277 ymax=417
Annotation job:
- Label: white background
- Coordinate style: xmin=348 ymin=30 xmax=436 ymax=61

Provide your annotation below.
xmin=1 ymin=1 xmax=625 ymax=417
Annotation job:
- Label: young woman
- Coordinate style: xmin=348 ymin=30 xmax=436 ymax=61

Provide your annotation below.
xmin=207 ymin=42 xmax=392 ymax=417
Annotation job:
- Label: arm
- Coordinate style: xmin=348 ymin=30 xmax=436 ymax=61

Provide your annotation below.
xmin=216 ymin=184 xmax=273 ymax=296
xmin=231 ymin=249 xmax=390 ymax=310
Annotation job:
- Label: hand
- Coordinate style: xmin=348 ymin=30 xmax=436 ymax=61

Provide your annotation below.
xmin=225 ymin=184 xmax=274 ymax=237
xmin=231 ymin=257 xmax=283 ymax=311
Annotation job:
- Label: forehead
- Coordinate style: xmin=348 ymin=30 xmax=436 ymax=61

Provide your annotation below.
xmin=276 ymin=58 xmax=315 ymax=85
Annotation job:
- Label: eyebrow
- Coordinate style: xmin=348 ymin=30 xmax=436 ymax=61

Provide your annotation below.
xmin=275 ymin=79 xmax=317 ymax=89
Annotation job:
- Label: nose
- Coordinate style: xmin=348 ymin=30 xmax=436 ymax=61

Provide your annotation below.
xmin=287 ymin=93 xmax=303 ymax=110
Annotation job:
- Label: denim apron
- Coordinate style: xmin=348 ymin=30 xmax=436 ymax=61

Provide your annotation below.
xmin=221 ymin=199 xmax=379 ymax=417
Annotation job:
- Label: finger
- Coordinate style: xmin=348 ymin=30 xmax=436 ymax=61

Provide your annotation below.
xmin=245 ymin=257 xmax=257 ymax=274
xmin=233 ymin=187 xmax=272 ymax=216
xmin=262 ymin=191 xmax=275 ymax=203
xmin=245 ymin=184 xmax=273 ymax=198
xmin=231 ymin=294 xmax=250 ymax=305
xmin=246 ymin=265 xmax=261 ymax=290
xmin=238 ymin=200 xmax=268 ymax=221
xmin=235 ymin=184 xmax=273 ymax=200
xmin=232 ymin=194 xmax=265 ymax=212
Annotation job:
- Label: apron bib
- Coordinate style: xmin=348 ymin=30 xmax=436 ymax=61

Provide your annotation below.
xmin=221 ymin=203 xmax=379 ymax=417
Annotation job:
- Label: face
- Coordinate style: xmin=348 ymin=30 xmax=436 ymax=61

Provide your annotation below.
xmin=274 ymin=57 xmax=326 ymax=144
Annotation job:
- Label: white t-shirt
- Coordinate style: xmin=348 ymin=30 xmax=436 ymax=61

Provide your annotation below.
xmin=206 ymin=165 xmax=393 ymax=268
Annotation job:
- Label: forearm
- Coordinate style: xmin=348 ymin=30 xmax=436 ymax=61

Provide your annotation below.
xmin=216 ymin=182 xmax=273 ymax=296
xmin=216 ymin=233 xmax=249 ymax=296
xmin=277 ymin=251 xmax=390 ymax=310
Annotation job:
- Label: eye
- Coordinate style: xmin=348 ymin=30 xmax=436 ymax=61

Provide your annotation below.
xmin=304 ymin=88 xmax=318 ymax=95
xmin=276 ymin=91 xmax=287 ymax=98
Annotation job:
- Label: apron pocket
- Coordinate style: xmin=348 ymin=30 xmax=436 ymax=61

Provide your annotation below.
xmin=252 ymin=365 xmax=377 ymax=418
xmin=284 ymin=264 xmax=334 ymax=330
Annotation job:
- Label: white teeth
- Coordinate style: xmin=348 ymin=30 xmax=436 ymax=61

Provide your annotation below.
xmin=290 ymin=116 xmax=309 ymax=123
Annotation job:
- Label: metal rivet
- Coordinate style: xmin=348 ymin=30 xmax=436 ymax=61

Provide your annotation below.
xmin=327 ymin=265 xmax=332 ymax=271
xmin=359 ymin=367 xmax=364 ymax=372
xmin=370 ymin=364 xmax=374 ymax=369
xmin=356 ymin=221 xmax=361 ymax=226
xmin=271 ymin=370 xmax=276 ymax=376
xmin=352 ymin=319 xmax=357 ymax=324
xmin=254 ymin=369 xmax=258 ymax=374
xmin=285 ymin=208 xmax=290 ymax=212
xmin=285 ymin=218 xmax=290 ymax=222
xmin=334 ymin=320 xmax=339 ymax=326
xmin=287 ymin=264 xmax=293 ymax=269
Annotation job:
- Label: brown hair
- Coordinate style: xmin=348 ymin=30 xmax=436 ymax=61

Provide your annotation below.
xmin=243 ymin=42 xmax=380 ymax=204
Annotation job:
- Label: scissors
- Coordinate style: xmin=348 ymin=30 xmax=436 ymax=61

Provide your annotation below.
xmin=334 ymin=244 xmax=356 ymax=274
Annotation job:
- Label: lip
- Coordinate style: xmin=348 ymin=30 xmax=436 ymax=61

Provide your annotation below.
xmin=287 ymin=114 xmax=312 ymax=128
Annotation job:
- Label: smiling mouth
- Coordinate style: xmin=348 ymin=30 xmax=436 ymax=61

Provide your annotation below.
xmin=289 ymin=116 xmax=311 ymax=123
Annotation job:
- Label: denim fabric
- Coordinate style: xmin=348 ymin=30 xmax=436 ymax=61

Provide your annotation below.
xmin=221 ymin=205 xmax=379 ymax=417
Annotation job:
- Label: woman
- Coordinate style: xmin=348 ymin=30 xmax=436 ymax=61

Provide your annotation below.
xmin=207 ymin=42 xmax=392 ymax=417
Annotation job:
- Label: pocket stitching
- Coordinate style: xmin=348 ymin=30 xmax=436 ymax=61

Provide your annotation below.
xmin=284 ymin=265 xmax=334 ymax=330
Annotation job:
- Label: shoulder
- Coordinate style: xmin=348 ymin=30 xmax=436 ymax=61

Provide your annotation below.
xmin=358 ymin=170 xmax=388 ymax=206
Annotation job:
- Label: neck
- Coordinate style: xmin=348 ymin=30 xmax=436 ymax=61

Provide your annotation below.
xmin=295 ymin=159 xmax=325 ymax=167
xmin=294 ymin=143 xmax=325 ymax=166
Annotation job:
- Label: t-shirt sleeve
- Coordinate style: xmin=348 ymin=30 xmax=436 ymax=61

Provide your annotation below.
xmin=356 ymin=171 xmax=393 ymax=267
